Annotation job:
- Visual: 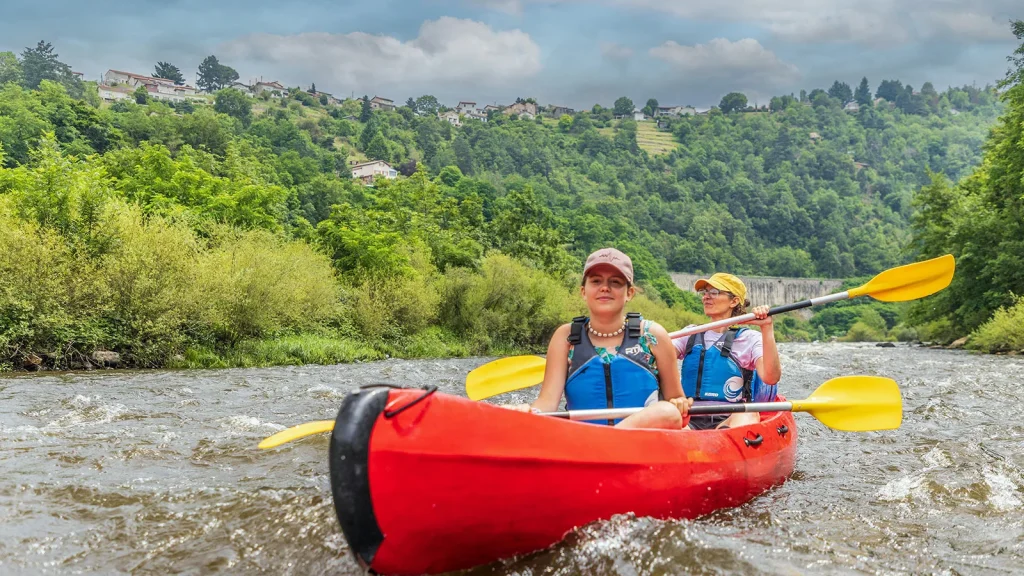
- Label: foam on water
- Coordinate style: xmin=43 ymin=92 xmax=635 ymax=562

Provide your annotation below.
xmin=982 ymin=467 xmax=1022 ymax=512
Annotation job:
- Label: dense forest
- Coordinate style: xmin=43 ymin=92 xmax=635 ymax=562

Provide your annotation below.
xmin=0 ymin=28 xmax=1020 ymax=369
xmin=906 ymin=21 xmax=1024 ymax=353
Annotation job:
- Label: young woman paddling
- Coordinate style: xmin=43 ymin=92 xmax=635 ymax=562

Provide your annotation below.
xmin=676 ymin=273 xmax=781 ymax=430
xmin=506 ymin=248 xmax=692 ymax=429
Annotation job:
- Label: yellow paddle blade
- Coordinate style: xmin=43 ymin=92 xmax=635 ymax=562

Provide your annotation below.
xmin=847 ymin=254 xmax=954 ymax=302
xmin=258 ymin=419 xmax=335 ymax=449
xmin=465 ymin=355 xmax=547 ymax=401
xmin=791 ymin=375 xmax=902 ymax=432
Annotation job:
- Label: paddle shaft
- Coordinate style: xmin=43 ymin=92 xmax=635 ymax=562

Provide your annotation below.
xmin=543 ymin=401 xmax=794 ymax=421
xmin=667 ymin=291 xmax=850 ymax=339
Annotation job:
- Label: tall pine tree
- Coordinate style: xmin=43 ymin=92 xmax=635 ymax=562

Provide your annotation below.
xmin=855 ymin=77 xmax=872 ymax=105
xmin=154 ymin=61 xmax=185 ymax=85
xmin=20 ymin=40 xmax=82 ymax=96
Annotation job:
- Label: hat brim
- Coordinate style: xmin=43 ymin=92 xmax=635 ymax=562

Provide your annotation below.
xmin=693 ymin=278 xmax=731 ymax=294
xmin=583 ymin=262 xmax=632 ymax=283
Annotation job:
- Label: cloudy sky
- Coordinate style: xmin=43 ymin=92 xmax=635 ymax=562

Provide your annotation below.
xmin=2 ymin=0 xmax=1020 ymax=108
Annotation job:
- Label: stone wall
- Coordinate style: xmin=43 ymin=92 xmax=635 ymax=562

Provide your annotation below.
xmin=671 ymin=273 xmax=844 ymax=318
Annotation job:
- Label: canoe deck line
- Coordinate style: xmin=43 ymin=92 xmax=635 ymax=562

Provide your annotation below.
xmin=328 ymin=385 xmax=798 ymax=575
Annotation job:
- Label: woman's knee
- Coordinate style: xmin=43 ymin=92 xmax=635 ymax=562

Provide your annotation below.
xmin=719 ymin=412 xmax=759 ymax=428
xmin=617 ymin=401 xmax=682 ymax=429
xmin=649 ymin=401 xmax=683 ymax=429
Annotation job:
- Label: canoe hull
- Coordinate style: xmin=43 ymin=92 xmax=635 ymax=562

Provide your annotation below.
xmin=329 ymin=386 xmax=797 ymax=575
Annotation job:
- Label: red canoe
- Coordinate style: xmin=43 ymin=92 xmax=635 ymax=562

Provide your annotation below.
xmin=328 ymin=385 xmax=797 ymax=575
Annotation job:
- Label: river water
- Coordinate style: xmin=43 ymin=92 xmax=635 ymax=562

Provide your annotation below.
xmin=1 ymin=343 xmax=1022 ymax=575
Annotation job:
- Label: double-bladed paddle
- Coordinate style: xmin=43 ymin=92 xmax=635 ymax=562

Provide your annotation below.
xmin=465 ymin=254 xmax=954 ymax=401
xmin=257 ymin=375 xmax=902 ymax=449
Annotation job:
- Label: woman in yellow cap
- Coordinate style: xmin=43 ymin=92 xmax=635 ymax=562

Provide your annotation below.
xmin=675 ymin=272 xmax=781 ymax=430
xmin=506 ymin=248 xmax=692 ymax=429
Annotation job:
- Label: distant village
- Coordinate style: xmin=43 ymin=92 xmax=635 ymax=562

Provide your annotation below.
xmin=89 ymin=67 xmax=874 ymax=185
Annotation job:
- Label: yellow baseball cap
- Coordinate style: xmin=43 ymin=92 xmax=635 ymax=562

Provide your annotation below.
xmin=694 ymin=272 xmax=747 ymax=302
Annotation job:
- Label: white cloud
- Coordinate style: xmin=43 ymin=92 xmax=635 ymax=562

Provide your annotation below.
xmin=600 ymin=42 xmax=634 ymax=61
xmin=482 ymin=0 xmax=1018 ymax=46
xmin=470 ymin=0 xmax=524 ymax=14
xmin=919 ymin=11 xmax=1015 ymax=42
xmin=220 ymin=17 xmax=541 ymax=95
xmin=650 ymin=37 xmax=800 ymax=85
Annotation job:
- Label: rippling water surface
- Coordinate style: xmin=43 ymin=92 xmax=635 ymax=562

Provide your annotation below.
xmin=2 ymin=344 xmax=1022 ymax=575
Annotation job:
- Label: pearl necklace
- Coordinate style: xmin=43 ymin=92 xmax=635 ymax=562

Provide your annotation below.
xmin=588 ymin=319 xmax=627 ymax=338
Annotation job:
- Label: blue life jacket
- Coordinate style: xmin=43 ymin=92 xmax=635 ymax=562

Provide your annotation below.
xmin=564 ymin=312 xmax=660 ymax=425
xmin=681 ymin=328 xmax=772 ymax=403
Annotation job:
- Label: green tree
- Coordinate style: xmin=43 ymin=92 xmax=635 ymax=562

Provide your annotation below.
xmin=196 ymin=55 xmax=220 ymax=92
xmin=719 ymin=92 xmax=748 ymax=113
xmin=854 ymin=77 xmax=872 ymax=105
xmin=20 ymin=41 xmax=82 ymax=97
xmin=153 ymin=61 xmax=185 ymax=85
xmin=214 ymin=88 xmax=253 ymax=123
xmin=453 ymin=133 xmax=473 ymax=175
xmin=414 ymin=95 xmax=440 ymax=116
xmin=920 ymin=81 xmax=939 ymax=111
xmin=769 ymin=95 xmax=796 ymax=111
xmin=613 ymin=96 xmax=634 ymax=116
xmin=133 ymin=85 xmax=149 ymax=104
xmin=643 ymin=98 xmax=659 ymax=117
xmin=908 ymin=20 xmax=1024 ymax=336
xmin=875 ymin=79 xmax=903 ymax=101
xmin=405 ymin=97 xmax=416 ymax=110
xmin=360 ymin=95 xmax=372 ymax=122
xmin=0 ymin=51 xmax=22 ymax=86
xmin=828 ymin=80 xmax=853 ymax=103
xmin=366 ymin=132 xmax=391 ymax=161
xmin=196 ymin=55 xmax=238 ymax=92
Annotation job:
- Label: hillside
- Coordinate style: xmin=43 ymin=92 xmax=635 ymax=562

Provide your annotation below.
xmin=0 ymin=64 xmax=1006 ymax=367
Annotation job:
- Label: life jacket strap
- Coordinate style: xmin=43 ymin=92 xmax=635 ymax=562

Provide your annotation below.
xmin=568 ymin=316 xmax=587 ymax=346
xmin=683 ymin=330 xmax=701 ymax=358
xmin=720 ymin=327 xmax=739 ymax=357
xmin=626 ymin=312 xmax=642 ymax=338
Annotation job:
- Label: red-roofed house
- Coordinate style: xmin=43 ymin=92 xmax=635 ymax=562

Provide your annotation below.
xmin=370 ymin=96 xmax=395 ymax=111
xmin=102 ymin=69 xmax=199 ymax=102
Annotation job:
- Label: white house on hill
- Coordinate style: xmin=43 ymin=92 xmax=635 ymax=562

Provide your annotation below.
xmin=253 ymin=81 xmax=286 ymax=97
xmin=439 ymin=110 xmax=461 ymax=126
xmin=656 ymin=105 xmax=696 ymax=117
xmin=98 ymin=84 xmax=133 ymax=101
xmin=351 ymin=160 xmax=397 ymax=184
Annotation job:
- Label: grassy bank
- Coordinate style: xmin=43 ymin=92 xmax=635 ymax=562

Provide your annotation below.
xmin=167 ymin=328 xmax=497 ymax=369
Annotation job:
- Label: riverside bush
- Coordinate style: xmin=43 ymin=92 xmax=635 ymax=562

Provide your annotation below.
xmin=194 ymin=228 xmax=341 ymax=344
xmin=98 ymin=203 xmax=199 ymax=365
xmin=442 ymin=253 xmax=583 ymax=351
xmin=0 ymin=208 xmax=107 ymax=361
xmin=840 ymin=320 xmax=890 ymax=342
xmin=967 ymin=296 xmax=1024 ymax=353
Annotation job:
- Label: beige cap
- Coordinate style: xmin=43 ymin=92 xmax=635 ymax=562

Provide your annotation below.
xmin=583 ymin=248 xmax=634 ymax=284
